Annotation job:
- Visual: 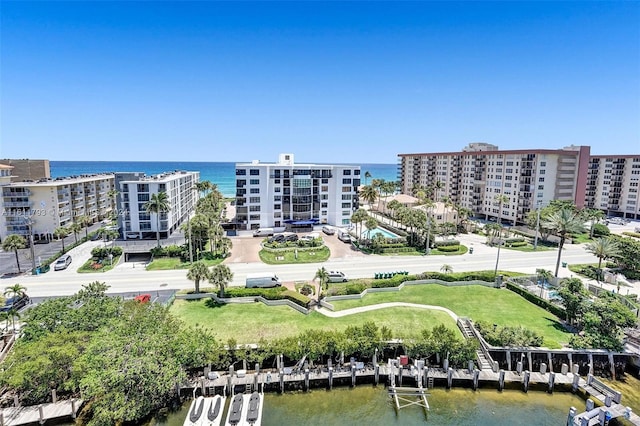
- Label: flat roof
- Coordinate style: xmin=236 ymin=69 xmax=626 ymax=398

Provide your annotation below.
xmin=116 ymin=170 xmax=199 ymax=183
xmin=236 ymin=162 xmax=359 ymax=168
xmin=7 ymin=173 xmax=114 ymax=187
xmin=398 ymin=148 xmax=586 ymax=157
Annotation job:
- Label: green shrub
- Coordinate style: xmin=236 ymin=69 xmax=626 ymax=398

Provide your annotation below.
xmin=434 ymin=240 xmax=460 ymax=247
xmin=281 ymin=290 xmax=311 ymax=308
xmin=622 ymin=231 xmax=640 ymax=239
xmin=507 ymin=241 xmax=527 ymax=247
xmin=592 ymin=223 xmax=610 ymax=237
xmin=505 ymin=237 xmax=525 ymax=243
xmin=223 ymin=287 xmax=286 ymax=298
xmin=91 ymin=246 xmax=123 ymax=259
xmin=300 ymin=284 xmax=314 ymax=296
xmin=345 ymin=283 xmax=366 ymax=294
xmin=436 ymin=245 xmax=460 ymax=252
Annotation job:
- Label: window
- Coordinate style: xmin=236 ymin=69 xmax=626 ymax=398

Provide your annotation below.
xmin=236 ymin=169 xmax=246 ymax=175
xmin=342 ymin=211 xmax=351 ymax=216
xmin=342 ymin=219 xmax=350 ymax=225
xmin=342 ymin=178 xmax=352 ymax=184
xmin=321 ymin=202 xmax=328 ymax=208
xmin=250 ymin=188 xmax=260 ymax=194
xmin=274 ymin=204 xmax=281 ymax=210
xmin=540 ymin=162 xmax=546 ymax=167
xmin=321 ymin=186 xmax=329 ymax=192
xmin=249 ymin=206 xmax=261 ymax=212
xmin=322 ymin=179 xmax=329 ymax=184
xmin=250 ymin=214 xmax=261 ymax=220
xmin=538 ymin=185 xmax=544 ymax=190
xmin=137 ymin=193 xmax=150 ymax=202
xmin=342 ymin=186 xmax=351 ymax=192
xmin=343 ymin=170 xmax=351 ymax=175
xmin=137 ymin=184 xmax=149 ymax=192
xmin=342 ymin=194 xmax=352 ymax=200
xmin=249 ymin=197 xmax=260 ymax=203
xmin=250 ymin=179 xmax=259 ymax=185
xmin=354 ymin=170 xmax=360 ymax=175
xmin=539 ymin=177 xmax=545 ymax=182
xmin=342 ymin=202 xmax=351 ymax=208
xmin=274 ymin=187 xmax=281 ymax=193
xmin=250 ymin=169 xmax=260 ymax=176
xmin=539 ymin=170 xmax=546 ymax=175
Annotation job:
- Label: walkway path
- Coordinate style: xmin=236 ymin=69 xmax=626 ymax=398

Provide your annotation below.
xmin=316 ymin=302 xmax=459 ymax=321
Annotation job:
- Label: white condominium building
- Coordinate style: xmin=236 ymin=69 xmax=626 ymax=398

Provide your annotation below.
xmin=398 ymin=143 xmax=591 ymax=225
xmin=586 ymin=155 xmax=640 ymax=220
xmin=115 ymin=171 xmax=199 ymax=240
xmin=235 ymin=153 xmax=360 ymax=230
xmin=0 ymin=172 xmax=115 ymax=242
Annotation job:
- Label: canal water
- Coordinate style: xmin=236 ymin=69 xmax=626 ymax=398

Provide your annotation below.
xmin=149 ymin=386 xmax=590 ymax=426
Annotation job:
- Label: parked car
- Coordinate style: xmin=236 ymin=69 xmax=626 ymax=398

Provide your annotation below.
xmin=268 ymin=234 xmax=285 ymax=243
xmin=54 ymin=254 xmax=72 ymax=271
xmin=338 ymin=231 xmax=352 ymax=243
xmin=0 ymin=294 xmax=30 ymax=312
xmin=284 ymin=233 xmax=299 ymax=242
xmin=134 ymin=294 xmax=151 ymax=303
xmin=322 ymin=225 xmax=336 ymax=235
xmin=327 ymin=271 xmax=348 ymax=283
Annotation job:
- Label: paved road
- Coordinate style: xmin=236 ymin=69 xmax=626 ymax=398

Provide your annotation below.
xmin=2 ymin=231 xmax=609 ymax=298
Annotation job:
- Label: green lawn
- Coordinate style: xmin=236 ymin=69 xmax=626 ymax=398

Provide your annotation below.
xmin=259 ymin=246 xmax=331 ymax=264
xmin=146 ymin=257 xmax=224 ymax=270
xmin=170 ymin=299 xmax=458 ymax=343
xmin=429 ymin=245 xmax=468 ymax=255
xmin=77 ymin=255 xmax=122 ymax=273
xmin=329 ymin=285 xmax=571 ymax=349
xmin=571 ymin=233 xmax=592 ymax=244
xmin=503 ymin=244 xmax=553 ymax=252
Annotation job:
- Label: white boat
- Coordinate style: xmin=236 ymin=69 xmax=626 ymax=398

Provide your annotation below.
xmin=184 ymin=396 xmax=206 ymax=426
xmin=201 ymin=395 xmax=226 ymax=426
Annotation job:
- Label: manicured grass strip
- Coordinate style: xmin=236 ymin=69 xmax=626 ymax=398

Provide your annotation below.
xmin=146 ymin=257 xmax=224 ymax=270
xmin=259 ymin=246 xmax=330 ymax=264
xmin=503 ymin=244 xmax=553 ymax=252
xmin=429 ymin=245 xmax=468 ymax=255
xmin=329 ymin=284 xmax=570 ymax=349
xmin=170 ymin=299 xmax=457 ymax=343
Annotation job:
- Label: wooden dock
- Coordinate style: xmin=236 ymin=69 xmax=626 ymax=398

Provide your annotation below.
xmin=0 ymin=399 xmax=82 ymax=426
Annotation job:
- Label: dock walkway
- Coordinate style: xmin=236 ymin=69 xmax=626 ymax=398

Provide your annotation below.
xmin=0 ymin=399 xmax=82 ymax=426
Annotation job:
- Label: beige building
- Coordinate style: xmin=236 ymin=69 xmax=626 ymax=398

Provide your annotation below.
xmin=586 ymin=155 xmax=640 ymax=219
xmin=1 ymin=174 xmax=115 ymax=241
xmin=398 ymin=143 xmax=591 ymax=225
xmin=0 ymin=159 xmax=50 ymax=182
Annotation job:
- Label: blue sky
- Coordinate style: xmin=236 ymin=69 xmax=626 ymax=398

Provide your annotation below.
xmin=1 ymin=1 xmax=638 ymax=163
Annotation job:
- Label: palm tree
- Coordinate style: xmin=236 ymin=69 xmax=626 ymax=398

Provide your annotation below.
xmin=196 ymin=180 xmax=214 ymax=198
xmin=360 ymin=185 xmax=378 ymax=210
xmin=440 ymin=264 xmax=453 ymax=274
xmin=350 ymin=209 xmax=368 ymax=240
xmin=187 ymin=261 xmax=211 ymax=293
xmin=314 ymin=267 xmax=330 ymax=292
xmin=364 ymin=171 xmax=372 ymax=186
xmin=2 ymin=235 xmax=27 ymax=273
xmin=4 ymin=284 xmax=27 ymax=330
xmin=583 ymin=208 xmax=605 ymax=238
xmin=432 ymin=180 xmax=444 ymax=202
xmin=387 ymin=199 xmax=402 ymax=227
xmin=97 ymin=228 xmax=119 ymax=247
xmin=209 ymin=264 xmax=233 ymax=297
xmin=365 ymin=216 xmax=378 ymax=240
xmin=494 ymin=194 xmax=510 ymax=226
xmin=76 ymin=215 xmax=91 ymax=240
xmin=107 ymin=189 xmax=119 ymax=212
xmin=144 ymin=192 xmax=171 ymax=247
xmin=208 ymin=221 xmax=224 ymax=254
xmin=585 ymin=237 xmax=621 ymax=282
xmin=68 ymin=222 xmax=82 ymax=244
xmin=542 ymin=207 xmax=586 ymax=277
xmin=218 ymin=237 xmax=233 ymax=258
xmin=53 ymin=226 xmax=70 ymax=253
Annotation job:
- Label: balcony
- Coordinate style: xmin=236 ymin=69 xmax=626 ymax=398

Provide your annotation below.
xmin=4 ymin=201 xmax=32 ymax=208
xmin=2 ymin=188 xmax=31 ymax=197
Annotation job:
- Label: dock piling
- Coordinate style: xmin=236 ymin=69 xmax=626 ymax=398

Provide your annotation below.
xmin=468 ymin=360 xmax=474 ymax=374
xmin=548 ymin=372 xmax=556 ymax=393
xmin=492 ymin=361 xmax=499 ymax=373
xmin=375 ymin=363 xmax=379 ymax=385
xmin=38 ymin=405 xmax=44 ymax=425
xmin=279 ymin=369 xmax=284 ymax=393
xmin=523 ymin=370 xmax=530 ymax=393
xmin=540 ymin=363 xmax=547 ymax=374
xmin=447 ymin=368 xmax=453 ymax=389
xmin=351 ymin=365 xmax=356 ymax=387
xmin=586 ymin=399 xmax=595 ymax=411
xmin=329 ymin=367 xmax=333 ymax=390
xmin=498 ymin=369 xmax=505 ymax=391
xmin=567 ymin=406 xmax=576 ymax=425
xmin=51 ymin=389 xmax=57 ymax=403
xmin=516 ymin=361 xmax=523 ymax=375
xmin=305 ymin=369 xmax=310 ymax=391
xmin=572 ymin=372 xmax=580 ymax=392
xmin=473 ymin=369 xmax=480 ymax=390
xmin=561 ymin=363 xmax=568 ymax=375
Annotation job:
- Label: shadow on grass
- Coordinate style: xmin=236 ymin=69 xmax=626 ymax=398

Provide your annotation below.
xmin=204 ymin=298 xmax=226 ymax=309
xmin=545 ymin=316 xmax=576 ymax=333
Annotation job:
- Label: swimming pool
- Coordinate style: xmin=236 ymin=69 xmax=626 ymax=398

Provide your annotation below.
xmin=362 ymin=227 xmax=401 ymax=239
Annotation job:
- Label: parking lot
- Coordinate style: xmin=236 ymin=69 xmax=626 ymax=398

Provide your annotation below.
xmin=224 ymin=228 xmax=365 ymax=264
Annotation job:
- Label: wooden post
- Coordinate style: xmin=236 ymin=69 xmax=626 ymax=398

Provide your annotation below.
xmin=572 ymin=372 xmax=580 ymax=392
xmin=38 ymin=405 xmax=45 ymax=425
xmin=473 ymin=369 xmax=480 ymax=391
xmin=71 ymin=399 xmax=77 ymax=419
xmin=540 ymin=362 xmax=547 ymax=374
xmin=548 ymin=352 xmax=554 ymax=373
xmin=527 ymin=352 xmax=532 ymax=372
xmin=506 ymin=350 xmax=512 ymax=371
xmin=447 ymin=367 xmax=453 ymax=389
xmin=523 ymin=370 xmax=530 ymax=393
xmin=498 ymin=369 xmax=505 ymax=391
xmin=51 ymin=389 xmax=57 ymax=403
xmin=548 ymin=372 xmax=556 ymax=393
xmin=374 ymin=363 xmax=379 ymax=385
xmin=568 ymin=352 xmax=573 ymax=374
xmin=328 ymin=367 xmax=333 ymax=390
xmin=305 ymin=369 xmax=310 ymax=391
xmin=351 ymin=365 xmax=356 ymax=387
xmin=279 ymin=369 xmax=284 ymax=393
xmin=567 ymin=406 xmax=576 ymax=426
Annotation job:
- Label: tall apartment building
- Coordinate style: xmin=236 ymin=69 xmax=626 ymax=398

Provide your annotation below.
xmin=585 ymin=155 xmax=640 ymax=219
xmin=398 ymin=143 xmax=591 ymax=225
xmin=115 ymin=171 xmax=199 ymax=240
xmin=235 ymin=154 xmax=360 ymax=230
xmin=0 ymin=173 xmax=115 ymax=241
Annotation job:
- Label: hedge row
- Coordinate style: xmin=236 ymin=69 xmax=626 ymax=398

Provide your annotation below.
xmin=506 ymin=241 xmax=527 ymax=247
xmin=380 ymin=247 xmax=418 ymax=253
xmin=434 ymin=240 xmax=460 ymax=247
xmin=504 ymin=237 xmax=525 ymax=243
xmin=222 ymin=287 xmax=311 ymax=308
xmin=622 ymin=232 xmax=640 ymax=239
xmin=91 ymin=246 xmax=123 ymax=259
xmin=505 ymin=282 xmax=566 ymax=319
xmin=150 ymin=245 xmax=185 ymax=258
xmin=436 ymin=245 xmax=460 ymax=252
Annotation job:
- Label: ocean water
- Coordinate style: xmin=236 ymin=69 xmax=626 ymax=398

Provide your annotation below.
xmin=50 ymin=161 xmax=398 ymax=198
